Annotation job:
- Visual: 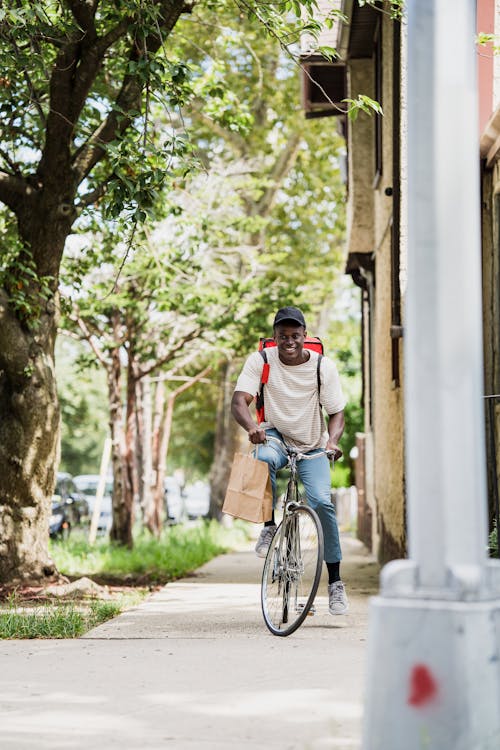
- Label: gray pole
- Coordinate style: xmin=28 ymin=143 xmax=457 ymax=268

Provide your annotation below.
xmin=406 ymin=0 xmax=488 ymax=588
xmin=362 ymin=2 xmax=500 ymax=748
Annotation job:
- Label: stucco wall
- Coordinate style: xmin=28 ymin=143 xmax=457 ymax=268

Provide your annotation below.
xmin=345 ymin=12 xmax=406 ymax=562
xmin=370 ymin=15 xmax=405 ymax=561
xmin=346 ymin=60 xmax=375 ymax=254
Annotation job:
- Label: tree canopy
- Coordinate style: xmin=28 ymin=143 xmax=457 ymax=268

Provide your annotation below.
xmin=0 ymin=0 xmax=359 ymax=578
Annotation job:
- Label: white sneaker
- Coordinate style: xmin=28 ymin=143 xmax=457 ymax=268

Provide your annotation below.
xmin=328 ymin=581 xmax=349 ymax=615
xmin=255 ymin=525 xmax=277 ymax=558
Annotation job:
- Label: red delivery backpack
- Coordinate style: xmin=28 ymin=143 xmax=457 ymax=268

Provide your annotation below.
xmin=255 ymin=337 xmax=324 ymax=424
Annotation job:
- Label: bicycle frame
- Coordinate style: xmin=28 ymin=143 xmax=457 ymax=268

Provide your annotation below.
xmin=264 ymin=437 xmax=329 ymax=626
xmin=265 ymin=434 xmax=332 ymax=514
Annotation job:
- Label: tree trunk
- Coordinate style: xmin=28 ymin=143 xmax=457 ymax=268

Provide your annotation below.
xmin=109 ymin=345 xmax=137 ymax=547
xmin=107 ymin=341 xmax=128 ymax=544
xmin=0 ymin=292 xmax=60 ymax=582
xmin=209 ymin=361 xmax=242 ymax=520
xmin=0 ymin=193 xmax=72 ymax=582
xmin=146 ymin=378 xmax=166 ymax=536
xmin=152 ymin=384 xmax=171 ymax=530
xmin=148 ymin=368 xmax=212 ymax=530
xmin=138 ymin=376 xmax=154 ymax=529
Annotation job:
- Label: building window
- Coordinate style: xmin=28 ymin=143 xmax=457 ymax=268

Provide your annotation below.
xmin=301 ymin=59 xmax=347 ymax=119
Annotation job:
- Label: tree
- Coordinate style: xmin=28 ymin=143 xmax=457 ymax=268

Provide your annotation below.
xmin=61 ymin=119 xmax=347 ymax=534
xmin=0 ymin=0 xmax=200 ymax=580
xmin=57 ymin=1 xmax=350 ymax=532
xmin=63 ymin=218 xmax=234 ymax=543
xmin=0 ymin=0 xmax=335 ymax=581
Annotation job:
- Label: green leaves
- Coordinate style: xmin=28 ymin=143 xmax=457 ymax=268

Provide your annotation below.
xmin=4 ymin=0 xmax=350 ymax=387
xmin=358 ymin=0 xmax=404 ymax=21
xmin=343 ymin=94 xmax=384 ymax=121
xmin=316 ymin=45 xmax=339 ymax=62
xmin=0 ymin=219 xmax=54 ymax=326
xmin=476 ymin=33 xmax=500 ymax=54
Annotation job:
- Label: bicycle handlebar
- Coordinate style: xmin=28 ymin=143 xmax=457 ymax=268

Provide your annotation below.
xmin=264 ymin=434 xmax=335 ymax=461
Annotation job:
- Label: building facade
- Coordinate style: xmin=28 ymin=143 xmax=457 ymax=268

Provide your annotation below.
xmin=317 ymin=0 xmax=500 ymax=562
xmin=337 ymin=2 xmax=406 ymax=562
xmin=479 ymin=0 xmax=500 ymax=538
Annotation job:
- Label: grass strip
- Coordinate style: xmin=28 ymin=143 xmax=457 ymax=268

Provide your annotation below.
xmin=1 ymin=521 xmax=250 ymax=639
xmin=50 ymin=519 xmax=250 ymax=584
xmin=0 ymin=600 xmax=121 ymax=639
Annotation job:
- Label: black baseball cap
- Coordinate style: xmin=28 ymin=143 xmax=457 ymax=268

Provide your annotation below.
xmin=273 ymin=306 xmax=306 ymax=328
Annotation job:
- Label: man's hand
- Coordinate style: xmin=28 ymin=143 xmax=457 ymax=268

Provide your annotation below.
xmin=326 ymin=411 xmax=344 ymax=461
xmin=326 ymin=439 xmax=343 ymax=461
xmin=248 ymin=425 xmax=267 ymax=444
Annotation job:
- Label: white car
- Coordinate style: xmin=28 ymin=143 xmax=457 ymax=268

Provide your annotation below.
xmin=184 ymin=481 xmax=210 ymax=519
xmin=74 ymin=474 xmax=113 ymax=534
xmin=164 ymin=476 xmax=188 ymax=524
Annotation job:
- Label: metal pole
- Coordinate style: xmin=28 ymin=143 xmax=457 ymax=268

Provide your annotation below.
xmin=405 ymin=0 xmax=488 ymax=589
xmin=362 ymin=2 xmax=500 ymax=747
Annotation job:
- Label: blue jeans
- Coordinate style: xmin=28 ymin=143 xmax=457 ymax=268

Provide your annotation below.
xmin=254 ymin=428 xmax=342 ymax=563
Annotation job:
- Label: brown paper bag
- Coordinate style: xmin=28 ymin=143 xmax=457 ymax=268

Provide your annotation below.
xmin=222 ymin=452 xmax=273 ymax=523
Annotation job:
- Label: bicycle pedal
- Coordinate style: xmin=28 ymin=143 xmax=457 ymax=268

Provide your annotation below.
xmin=296 ymin=603 xmax=316 ymax=616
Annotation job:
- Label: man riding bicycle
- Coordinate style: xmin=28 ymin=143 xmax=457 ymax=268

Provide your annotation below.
xmin=231 ymin=306 xmax=349 ymax=615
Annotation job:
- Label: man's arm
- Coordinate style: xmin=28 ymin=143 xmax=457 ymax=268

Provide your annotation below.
xmin=231 ymin=391 xmax=267 ymax=444
xmin=326 ymin=410 xmax=345 ymax=460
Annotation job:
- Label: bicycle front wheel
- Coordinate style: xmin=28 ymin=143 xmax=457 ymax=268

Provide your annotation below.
xmin=261 ymin=505 xmax=324 ymax=636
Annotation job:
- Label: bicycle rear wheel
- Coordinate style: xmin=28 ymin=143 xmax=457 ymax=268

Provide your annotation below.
xmin=261 ymin=504 xmax=324 ymax=636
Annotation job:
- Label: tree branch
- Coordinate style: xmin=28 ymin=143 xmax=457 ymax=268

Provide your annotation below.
xmin=72 ymin=0 xmax=194 ymax=184
xmin=140 ymin=326 xmax=203 ymax=378
xmin=0 ymin=148 xmax=21 ymax=176
xmin=3 ymin=35 xmax=48 ymax=128
xmin=254 ymin=133 xmax=301 ymax=217
xmin=189 ymin=103 xmax=248 ymax=156
xmin=39 ymin=11 xmax=132 ymax=179
xmin=64 ymin=0 xmax=98 ymax=39
xmin=76 ymin=177 xmax=113 ymax=210
xmin=169 ymin=365 xmax=212 ymax=398
xmin=0 ymin=172 xmax=29 ymax=212
xmin=72 ymin=314 xmax=110 ymax=369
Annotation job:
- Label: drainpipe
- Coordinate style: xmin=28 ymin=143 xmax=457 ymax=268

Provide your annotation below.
xmin=362 ymin=2 xmax=500 ymax=748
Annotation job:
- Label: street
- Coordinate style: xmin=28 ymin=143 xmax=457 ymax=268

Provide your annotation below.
xmin=0 ymin=534 xmax=378 ymax=750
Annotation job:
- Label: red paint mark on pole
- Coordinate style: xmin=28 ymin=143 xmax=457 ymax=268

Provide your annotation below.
xmin=408 ymin=664 xmax=438 ymax=707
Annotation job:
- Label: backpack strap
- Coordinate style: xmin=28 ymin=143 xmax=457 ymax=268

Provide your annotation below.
xmin=256 ymin=350 xmax=323 ymax=424
xmin=317 ymin=353 xmax=323 ymax=407
xmin=255 ymin=350 xmax=268 ymax=424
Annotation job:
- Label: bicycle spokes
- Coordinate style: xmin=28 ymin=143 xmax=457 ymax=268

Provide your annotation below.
xmin=261 ymin=505 xmax=324 ymax=636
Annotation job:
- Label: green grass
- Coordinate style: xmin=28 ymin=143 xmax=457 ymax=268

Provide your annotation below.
xmin=0 ymin=598 xmax=121 ymax=639
xmin=50 ymin=519 xmax=250 ymax=584
xmin=0 ymin=520 xmax=250 ymax=639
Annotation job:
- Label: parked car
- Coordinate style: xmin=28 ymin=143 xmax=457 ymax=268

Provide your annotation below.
xmin=164 ymin=475 xmax=188 ymax=524
xmin=50 ymin=472 xmax=90 ymax=539
xmin=73 ymin=474 xmax=113 ymax=534
xmin=184 ymin=481 xmax=210 ymax=519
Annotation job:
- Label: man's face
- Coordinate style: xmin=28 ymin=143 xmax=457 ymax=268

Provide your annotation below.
xmin=273 ymin=323 xmax=307 ymax=363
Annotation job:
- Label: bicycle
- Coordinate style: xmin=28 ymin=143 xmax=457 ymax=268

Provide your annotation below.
xmin=260 ymin=436 xmax=333 ymax=637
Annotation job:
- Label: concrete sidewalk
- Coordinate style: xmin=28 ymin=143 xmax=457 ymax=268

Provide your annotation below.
xmin=0 ymin=532 xmax=379 ymax=750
